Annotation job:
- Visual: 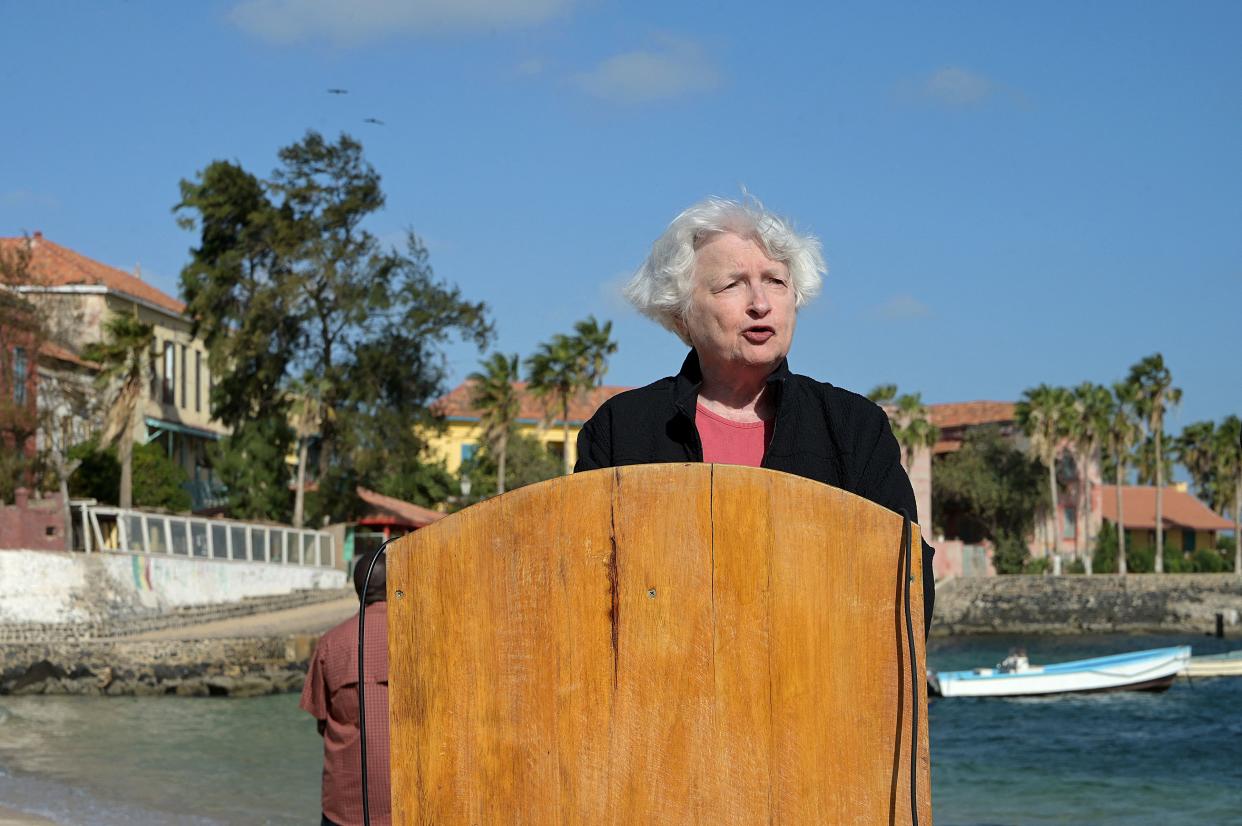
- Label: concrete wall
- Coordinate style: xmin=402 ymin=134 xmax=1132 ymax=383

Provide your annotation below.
xmin=0 ymin=549 xmax=346 ymax=625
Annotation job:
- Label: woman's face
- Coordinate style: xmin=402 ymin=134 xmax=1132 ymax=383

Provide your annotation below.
xmin=683 ymin=232 xmax=796 ymax=377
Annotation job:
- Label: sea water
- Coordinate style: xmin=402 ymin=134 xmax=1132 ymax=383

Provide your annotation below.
xmin=0 ymin=634 xmax=1239 ymax=825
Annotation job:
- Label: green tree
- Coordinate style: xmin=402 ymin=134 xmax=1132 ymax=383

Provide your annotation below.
xmin=457 ymin=430 xmax=562 ymax=505
xmin=1016 ymin=384 xmax=1073 ymax=570
xmin=867 ymin=385 xmax=939 ymax=471
xmin=866 ymin=384 xmax=897 ymax=405
xmin=1069 ymin=382 xmax=1112 ymax=573
xmin=932 ymin=426 xmax=1048 ymax=574
xmin=1215 ymin=415 xmax=1242 ymax=574
xmin=288 ymin=379 xmax=327 ymax=528
xmin=527 ymin=333 xmax=592 ymax=476
xmin=82 ymin=309 xmax=155 ymax=509
xmin=177 ymin=131 xmax=492 ymax=521
xmin=211 ymin=417 xmax=294 ymax=521
xmin=0 ymin=240 xmax=41 ymax=498
xmin=67 ymin=438 xmax=121 ymax=504
xmin=469 ymin=353 xmax=521 ymax=495
xmin=573 ymin=315 xmax=618 ymax=387
xmin=1103 ymin=381 xmax=1142 ymax=575
xmin=892 ymin=392 xmax=939 ymax=471
xmin=132 ymin=442 xmax=192 ymax=511
xmin=1127 ymin=354 xmax=1181 ymax=573
xmin=1175 ymin=421 xmax=1224 ymax=512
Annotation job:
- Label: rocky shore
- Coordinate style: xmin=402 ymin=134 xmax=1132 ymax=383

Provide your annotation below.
xmin=0 ymin=635 xmax=320 ymax=698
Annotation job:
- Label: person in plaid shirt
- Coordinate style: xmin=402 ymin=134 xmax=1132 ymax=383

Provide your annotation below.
xmin=301 ymin=550 xmax=390 ymax=826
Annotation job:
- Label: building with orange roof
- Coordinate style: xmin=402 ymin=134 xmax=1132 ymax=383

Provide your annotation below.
xmin=1 ymin=232 xmax=227 ymax=510
xmin=1099 ymin=484 xmax=1233 ymax=556
xmin=424 ymin=380 xmax=631 ymax=476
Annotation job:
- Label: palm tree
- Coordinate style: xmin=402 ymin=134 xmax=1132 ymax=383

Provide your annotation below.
xmin=1017 ymin=384 xmax=1073 ymax=571
xmin=1175 ymin=421 xmax=1221 ymax=511
xmin=1070 ymin=382 xmax=1112 ymax=574
xmin=83 ymin=309 xmax=155 ymax=509
xmin=1215 ymin=415 xmax=1242 ymax=574
xmin=867 ymin=384 xmax=898 ymax=405
xmin=526 ymin=334 xmax=591 ymax=476
xmin=1127 ymin=354 xmax=1181 ymax=573
xmin=891 ymin=392 xmax=939 ymax=472
xmin=573 ymin=316 xmax=618 ymax=387
xmin=289 ymin=379 xmax=327 ymax=528
xmin=1105 ymin=381 xmax=1142 ymax=575
xmin=469 ymin=353 xmax=521 ymax=494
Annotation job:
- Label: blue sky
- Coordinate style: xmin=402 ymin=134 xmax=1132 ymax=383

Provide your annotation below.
xmin=2 ymin=1 xmax=1238 ymax=438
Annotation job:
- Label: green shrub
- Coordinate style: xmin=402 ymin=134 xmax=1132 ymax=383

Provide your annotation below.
xmin=1093 ymin=526 xmax=1119 ymax=573
xmin=132 ymin=442 xmax=191 ymax=511
xmin=1024 ymin=556 xmax=1051 ymax=575
xmin=67 ymin=439 xmax=121 ymax=504
xmin=1191 ymin=547 xmax=1227 ymax=573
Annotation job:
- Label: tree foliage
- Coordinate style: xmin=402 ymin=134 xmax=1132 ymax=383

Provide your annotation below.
xmin=933 ymin=426 xmax=1048 ymax=574
xmin=469 ymin=352 xmax=521 ymax=494
xmin=176 ymin=131 xmax=492 ymax=521
xmin=81 ymin=309 xmax=155 ymax=509
xmin=211 ymin=417 xmax=294 ymax=521
xmin=526 ymin=318 xmax=617 ymax=476
xmin=1016 ymin=383 xmax=1073 ymax=561
xmin=457 ymin=430 xmax=562 ymax=506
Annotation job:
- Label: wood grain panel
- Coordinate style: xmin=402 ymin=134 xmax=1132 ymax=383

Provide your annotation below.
xmin=387 ymin=463 xmax=931 ymax=825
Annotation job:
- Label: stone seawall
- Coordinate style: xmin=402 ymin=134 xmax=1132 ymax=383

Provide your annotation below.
xmin=0 ymin=635 xmax=322 ymax=698
xmin=934 ymin=574 xmax=1242 ymax=635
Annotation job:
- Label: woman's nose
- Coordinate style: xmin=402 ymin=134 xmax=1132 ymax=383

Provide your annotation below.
xmin=749 ymin=284 xmax=771 ymax=315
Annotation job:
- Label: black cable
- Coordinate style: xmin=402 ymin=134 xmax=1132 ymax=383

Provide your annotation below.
xmin=899 ymin=510 xmax=920 ymax=826
xmin=358 ymin=536 xmax=399 ymax=826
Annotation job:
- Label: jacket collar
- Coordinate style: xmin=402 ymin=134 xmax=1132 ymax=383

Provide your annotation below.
xmin=673 ymin=349 xmax=791 ymax=419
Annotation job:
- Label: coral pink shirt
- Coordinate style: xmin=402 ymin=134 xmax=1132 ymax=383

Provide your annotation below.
xmin=695 ymin=403 xmax=773 ymax=467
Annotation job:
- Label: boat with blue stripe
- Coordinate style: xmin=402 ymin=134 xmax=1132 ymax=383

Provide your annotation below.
xmin=929 ymin=646 xmax=1191 ymax=698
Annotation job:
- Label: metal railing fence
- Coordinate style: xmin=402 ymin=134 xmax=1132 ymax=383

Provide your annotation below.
xmin=79 ymin=505 xmax=335 ymax=568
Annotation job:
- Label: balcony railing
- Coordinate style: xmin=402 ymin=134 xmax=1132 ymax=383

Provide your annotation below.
xmin=79 ymin=505 xmax=335 ymax=568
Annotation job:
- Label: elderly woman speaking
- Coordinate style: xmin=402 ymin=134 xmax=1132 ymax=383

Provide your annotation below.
xmin=574 ymin=197 xmax=934 ymax=632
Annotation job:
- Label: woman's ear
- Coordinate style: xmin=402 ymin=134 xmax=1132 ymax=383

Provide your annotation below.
xmin=673 ymin=313 xmax=693 ymax=347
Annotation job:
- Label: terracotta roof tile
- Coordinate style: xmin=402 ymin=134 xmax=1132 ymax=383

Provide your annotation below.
xmin=434 ymin=381 xmax=632 ymax=425
xmin=38 ymin=340 xmax=98 ymax=369
xmin=356 ymin=487 xmax=445 ymax=529
xmin=1098 ymin=485 xmax=1233 ymax=531
xmin=929 ymin=401 xmax=1015 ymax=429
xmin=1 ymin=233 xmax=185 ymax=316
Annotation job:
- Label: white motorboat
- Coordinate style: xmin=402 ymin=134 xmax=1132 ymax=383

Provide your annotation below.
xmin=929 ymin=646 xmax=1191 ymax=698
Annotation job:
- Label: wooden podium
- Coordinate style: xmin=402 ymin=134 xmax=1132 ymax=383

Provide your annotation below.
xmin=387 ymin=464 xmax=931 ymax=824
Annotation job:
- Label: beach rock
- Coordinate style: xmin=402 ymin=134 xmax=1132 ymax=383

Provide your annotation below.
xmin=175 ymin=679 xmax=209 ymax=697
xmin=60 ymin=676 xmax=101 ymax=695
xmin=205 ymin=676 xmax=235 ymax=696
xmin=132 ymin=680 xmax=164 ymax=697
xmin=11 ymin=660 xmax=66 ymax=693
xmin=105 ymin=679 xmax=136 ymax=696
xmin=229 ymin=676 xmax=274 ymax=698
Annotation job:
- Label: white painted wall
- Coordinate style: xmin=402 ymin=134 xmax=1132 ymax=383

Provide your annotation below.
xmin=0 ymin=550 xmax=346 ymax=624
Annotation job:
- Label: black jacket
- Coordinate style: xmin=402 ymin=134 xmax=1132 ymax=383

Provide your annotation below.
xmin=574 ymin=350 xmax=935 ymax=634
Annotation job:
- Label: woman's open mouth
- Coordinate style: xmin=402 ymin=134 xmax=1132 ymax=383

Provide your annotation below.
xmin=742 ymin=326 xmax=775 ymax=344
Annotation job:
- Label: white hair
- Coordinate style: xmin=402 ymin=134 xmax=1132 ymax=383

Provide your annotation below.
xmin=623 ymin=196 xmax=826 ymax=346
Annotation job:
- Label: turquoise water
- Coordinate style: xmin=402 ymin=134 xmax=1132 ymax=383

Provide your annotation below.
xmin=0 ymin=634 xmax=1239 ymax=825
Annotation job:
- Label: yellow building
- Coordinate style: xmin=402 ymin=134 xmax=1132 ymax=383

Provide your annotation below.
xmin=426 ymin=382 xmax=630 ymax=475
xmin=1099 ymin=484 xmax=1233 ymax=555
xmin=5 ymin=232 xmax=228 ymax=510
